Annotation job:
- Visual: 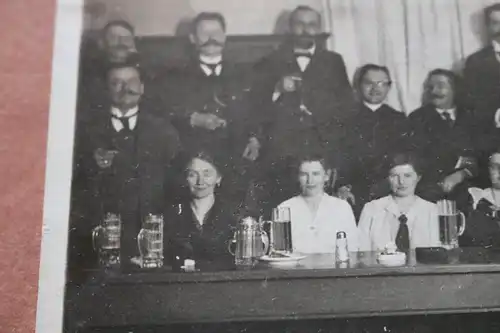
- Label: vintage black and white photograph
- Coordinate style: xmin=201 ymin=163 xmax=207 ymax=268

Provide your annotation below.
xmin=40 ymin=0 xmax=500 ymax=331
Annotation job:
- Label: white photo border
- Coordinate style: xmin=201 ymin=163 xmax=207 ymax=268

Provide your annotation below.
xmin=35 ymin=0 xmax=84 ymax=332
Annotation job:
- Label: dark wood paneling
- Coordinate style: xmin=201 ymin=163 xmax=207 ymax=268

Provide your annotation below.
xmin=136 ymin=33 xmax=331 ymax=69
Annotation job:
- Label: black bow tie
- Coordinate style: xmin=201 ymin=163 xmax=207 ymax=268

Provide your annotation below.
xmin=200 ymin=61 xmax=221 ymax=74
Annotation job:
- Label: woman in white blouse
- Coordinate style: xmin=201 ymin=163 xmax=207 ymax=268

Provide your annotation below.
xmin=277 ymin=154 xmax=359 ymax=254
xmin=358 ymin=153 xmax=441 ymax=252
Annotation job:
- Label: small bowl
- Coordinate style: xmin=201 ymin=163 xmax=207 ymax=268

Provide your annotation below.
xmin=377 ymin=252 xmax=407 ymax=267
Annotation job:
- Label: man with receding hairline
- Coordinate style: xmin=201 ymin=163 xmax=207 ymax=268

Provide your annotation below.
xmin=251 ymin=5 xmax=355 ymax=207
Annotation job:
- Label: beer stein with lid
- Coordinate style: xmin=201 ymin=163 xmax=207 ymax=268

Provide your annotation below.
xmin=92 ymin=213 xmax=121 ymax=268
xmin=137 ymin=214 xmax=164 ymax=268
xmin=228 ymin=217 xmax=269 ymax=266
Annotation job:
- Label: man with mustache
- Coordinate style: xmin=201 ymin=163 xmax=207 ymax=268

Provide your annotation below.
xmin=337 ymin=64 xmax=410 ymax=218
xmin=250 ymin=5 xmax=355 ymax=208
xmin=78 ymin=20 xmax=139 ymax=120
xmin=69 ymin=62 xmax=180 ymax=279
xmin=164 ymin=12 xmax=258 ymax=204
xmin=408 ymin=69 xmax=478 ymax=203
xmin=167 ymin=12 xmax=258 ymax=162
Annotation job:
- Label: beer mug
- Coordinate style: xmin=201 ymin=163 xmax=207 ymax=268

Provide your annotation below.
xmin=92 ymin=213 xmax=121 ymax=268
xmin=228 ymin=217 xmax=269 ymax=266
xmin=137 ymin=214 xmax=164 ymax=268
xmin=437 ymin=200 xmax=466 ymax=249
xmin=269 ymin=207 xmax=293 ymax=254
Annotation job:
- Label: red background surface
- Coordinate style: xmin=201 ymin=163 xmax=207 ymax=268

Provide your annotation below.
xmin=0 ymin=0 xmax=56 ymax=332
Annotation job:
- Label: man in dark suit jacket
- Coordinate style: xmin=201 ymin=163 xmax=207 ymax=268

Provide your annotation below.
xmin=337 ymin=64 xmax=410 ymax=217
xmin=409 ymin=69 xmax=478 ymax=203
xmin=464 ymin=4 xmax=500 ymax=112
xmin=69 ymin=62 xmax=180 ymax=280
xmin=165 ymin=12 xmax=257 ymax=163
xmin=250 ymin=5 xmax=355 ymax=208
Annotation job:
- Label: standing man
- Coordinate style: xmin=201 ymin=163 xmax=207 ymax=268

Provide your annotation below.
xmin=164 ymin=12 xmax=260 ymax=204
xmin=167 ymin=12 xmax=259 ymax=162
xmin=70 ymin=62 xmax=180 ymax=279
xmin=464 ymin=3 xmax=500 ymax=112
xmin=464 ymin=3 xmax=500 ymax=188
xmin=337 ymin=64 xmax=410 ymax=218
xmin=251 ymin=5 xmax=355 ymax=208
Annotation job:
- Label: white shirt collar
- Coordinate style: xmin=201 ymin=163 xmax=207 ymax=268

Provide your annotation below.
xmin=436 ymin=107 xmax=456 ymax=121
xmin=199 ymin=54 xmax=222 ymax=65
xmin=363 ymin=101 xmax=384 ymax=112
xmin=293 ymin=44 xmax=316 ymax=56
xmin=469 ymin=187 xmax=499 ymax=209
xmin=110 ymin=106 xmax=139 ymax=132
xmin=199 ymin=55 xmax=223 ymax=76
xmin=111 ymin=106 xmax=139 ymax=118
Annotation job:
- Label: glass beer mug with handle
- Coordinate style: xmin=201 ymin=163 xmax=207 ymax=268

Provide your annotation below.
xmin=228 ymin=217 xmax=269 ymax=267
xmin=137 ymin=214 xmax=164 ymax=268
xmin=92 ymin=213 xmax=121 ymax=268
xmin=437 ymin=200 xmax=466 ymax=249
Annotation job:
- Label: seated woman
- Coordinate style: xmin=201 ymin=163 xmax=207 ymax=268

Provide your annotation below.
xmin=358 ymin=153 xmax=440 ymax=252
xmin=277 ymin=154 xmax=359 ymax=254
xmin=461 ymin=150 xmax=500 ymax=248
xmin=164 ymin=151 xmax=238 ymax=270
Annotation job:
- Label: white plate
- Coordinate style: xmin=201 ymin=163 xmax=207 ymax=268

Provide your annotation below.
xmin=377 ymin=253 xmax=407 ymax=267
xmin=259 ymin=254 xmax=307 ymax=266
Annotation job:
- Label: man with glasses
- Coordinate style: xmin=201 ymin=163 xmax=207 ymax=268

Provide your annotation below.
xmin=337 ymin=64 xmax=410 ymax=218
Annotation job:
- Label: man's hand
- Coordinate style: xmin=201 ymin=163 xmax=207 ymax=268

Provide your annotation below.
xmin=242 ymin=137 xmax=260 ymax=161
xmin=275 ymin=75 xmax=302 ymax=93
xmin=190 ymin=112 xmax=227 ymax=130
xmin=337 ymin=185 xmax=356 ymax=205
xmin=94 ymin=148 xmax=118 ymax=169
xmin=440 ymin=170 xmax=467 ymax=193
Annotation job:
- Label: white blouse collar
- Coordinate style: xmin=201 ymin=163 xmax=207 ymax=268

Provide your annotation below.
xmin=469 ymin=187 xmax=496 ymax=209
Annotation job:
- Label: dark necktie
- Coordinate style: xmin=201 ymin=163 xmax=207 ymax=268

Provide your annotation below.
xmin=201 ymin=62 xmax=221 ymax=77
xmin=396 ymin=214 xmax=410 ymax=252
xmin=441 ymin=111 xmax=454 ymax=128
xmin=112 ymin=115 xmax=132 ymax=132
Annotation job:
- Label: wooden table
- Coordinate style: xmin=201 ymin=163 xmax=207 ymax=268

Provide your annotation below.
xmin=64 ymin=248 xmax=500 ymax=332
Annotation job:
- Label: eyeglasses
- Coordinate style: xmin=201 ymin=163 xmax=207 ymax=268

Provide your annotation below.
xmin=362 ymin=80 xmax=392 ymax=88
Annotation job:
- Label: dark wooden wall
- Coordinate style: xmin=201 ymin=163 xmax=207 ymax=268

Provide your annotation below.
xmin=135 ymin=33 xmax=330 ymax=68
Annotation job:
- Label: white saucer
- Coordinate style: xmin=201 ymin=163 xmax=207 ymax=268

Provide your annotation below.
xmin=259 ymin=253 xmax=307 ymax=266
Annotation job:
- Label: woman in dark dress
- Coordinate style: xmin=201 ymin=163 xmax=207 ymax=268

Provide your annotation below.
xmin=461 ymin=149 xmax=500 ymax=248
xmin=164 ymin=151 xmax=239 ymax=270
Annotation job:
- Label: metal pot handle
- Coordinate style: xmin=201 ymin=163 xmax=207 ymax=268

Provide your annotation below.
xmin=458 ymin=211 xmax=466 ymax=236
xmin=261 ymin=230 xmax=270 ymax=255
xmin=137 ymin=229 xmax=146 ymax=258
xmin=227 ymin=231 xmax=237 ymax=255
xmin=91 ymin=226 xmax=103 ymax=252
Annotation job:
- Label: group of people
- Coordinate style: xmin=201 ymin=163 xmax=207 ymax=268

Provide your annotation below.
xmin=68 ymin=3 xmax=500 ymax=276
